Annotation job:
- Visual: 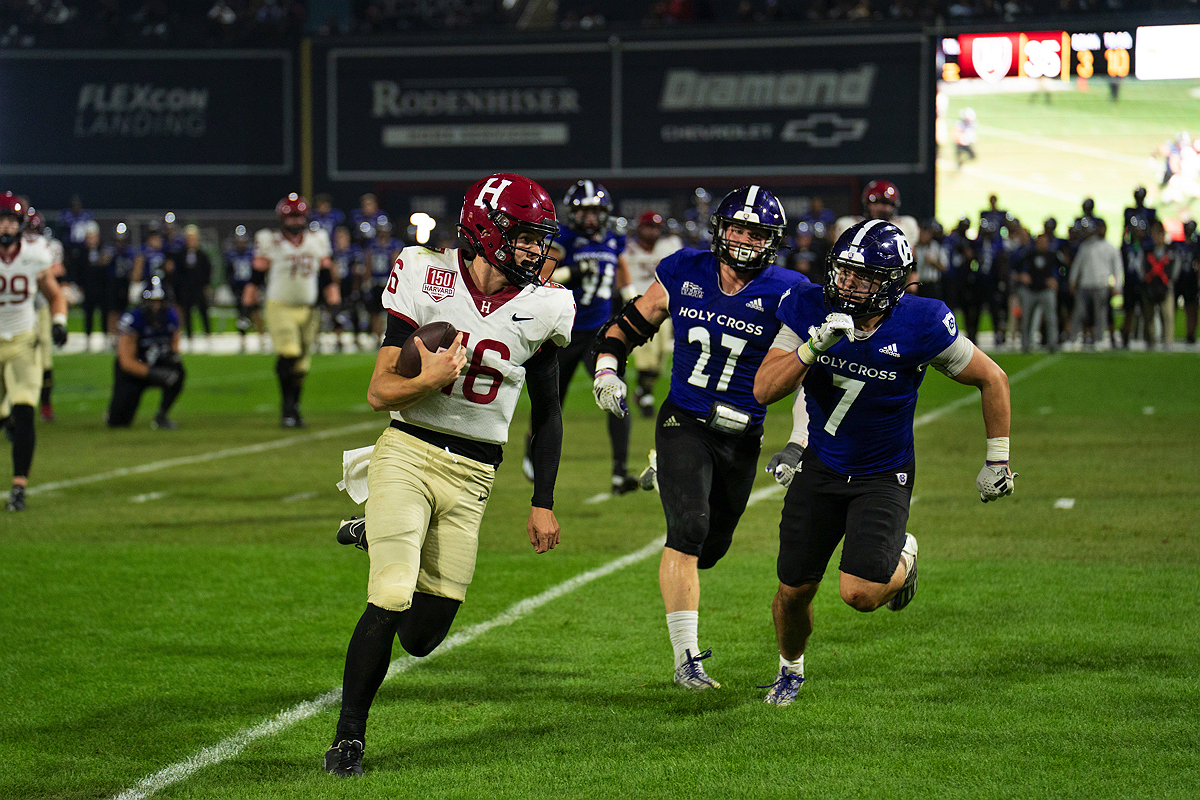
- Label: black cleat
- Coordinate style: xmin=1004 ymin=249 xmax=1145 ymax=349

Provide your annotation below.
xmin=611 ymin=474 xmax=640 ymax=495
xmin=281 ymin=415 xmax=306 ymax=429
xmin=6 ymin=485 xmax=25 ymax=512
xmin=151 ymin=412 xmax=177 ymax=430
xmin=323 ymin=739 xmax=364 ymax=777
xmin=337 ymin=517 xmax=367 ymax=551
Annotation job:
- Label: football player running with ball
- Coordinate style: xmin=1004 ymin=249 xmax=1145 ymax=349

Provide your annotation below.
xmin=245 ymin=193 xmax=340 ymax=428
xmin=323 ymin=174 xmax=575 ymax=777
xmin=753 ymin=219 xmax=1015 ymax=706
xmin=591 ymin=186 xmax=808 ymax=690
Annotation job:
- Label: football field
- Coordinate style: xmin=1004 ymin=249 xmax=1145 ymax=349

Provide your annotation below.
xmin=2 ymin=347 xmax=1199 ymax=799
xmin=936 ymin=77 xmax=1200 ymax=234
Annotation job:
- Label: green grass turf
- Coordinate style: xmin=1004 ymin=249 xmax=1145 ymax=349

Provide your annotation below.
xmin=2 ymin=349 xmax=1198 ymax=799
xmin=936 ymin=77 xmax=1200 ymax=235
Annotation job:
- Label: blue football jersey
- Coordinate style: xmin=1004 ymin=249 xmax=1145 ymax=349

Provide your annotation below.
xmin=777 ymin=284 xmax=961 ymax=474
xmin=330 ymin=244 xmax=362 ymax=283
xmin=555 ymin=223 xmax=625 ymax=330
xmin=658 ymin=248 xmax=807 ymax=424
xmin=224 ymin=247 xmax=256 ymax=286
xmin=365 ymin=241 xmax=398 ymax=287
xmin=118 ymin=306 xmax=181 ymax=365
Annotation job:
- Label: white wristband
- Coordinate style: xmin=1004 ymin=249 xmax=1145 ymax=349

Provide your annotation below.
xmin=595 ymin=354 xmax=619 ymax=374
xmin=52 ymin=313 xmax=67 ymax=326
xmin=986 ymin=436 xmax=1010 ymax=463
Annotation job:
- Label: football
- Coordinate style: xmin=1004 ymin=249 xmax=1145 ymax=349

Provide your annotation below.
xmin=397 ymin=321 xmax=459 ymax=378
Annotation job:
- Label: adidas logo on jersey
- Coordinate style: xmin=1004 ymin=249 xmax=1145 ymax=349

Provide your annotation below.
xmin=681 ymin=281 xmax=704 ymax=299
xmin=663 ymin=415 xmax=680 ymax=427
xmin=878 ymin=343 xmax=901 ymax=358
xmin=745 ymin=297 xmax=765 ymax=312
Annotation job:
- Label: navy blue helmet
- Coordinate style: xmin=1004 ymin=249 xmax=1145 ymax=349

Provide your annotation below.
xmin=825 ymin=219 xmax=913 ymax=317
xmin=710 ymin=185 xmax=787 ymax=273
xmin=562 ymin=180 xmax=613 ymax=236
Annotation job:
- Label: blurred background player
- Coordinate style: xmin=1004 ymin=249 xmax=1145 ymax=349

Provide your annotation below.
xmin=71 ymin=220 xmax=109 ymax=352
xmin=0 ymin=192 xmax=68 ymax=511
xmin=953 ymin=107 xmax=978 ymax=169
xmin=311 ymin=193 xmax=346 ymax=239
xmin=834 ymin=180 xmax=920 ymax=247
xmin=329 ymin=224 xmax=365 ymax=352
xmin=913 ymin=219 xmax=948 ymax=301
xmin=362 ymin=217 xmax=400 ymax=346
xmin=106 ymin=277 xmax=184 ymax=430
xmin=20 ymin=209 xmax=67 ymax=422
xmin=590 ymin=185 xmax=807 ymax=691
xmin=533 ymin=179 xmax=636 ymax=493
xmin=224 ymin=225 xmax=262 ymax=353
xmin=1174 ymin=220 xmax=1198 ymax=345
xmin=783 ymin=221 xmax=830 ymax=283
xmin=131 ymin=221 xmax=172 ymax=292
xmin=106 ymin=223 xmax=137 ymax=345
xmin=246 ymin=193 xmax=339 ymax=428
xmin=350 ymin=192 xmax=389 ymax=247
xmin=1014 ymin=233 xmax=1062 ymax=353
xmin=623 ymin=210 xmax=682 ymax=417
xmin=174 ymin=224 xmax=213 ymax=350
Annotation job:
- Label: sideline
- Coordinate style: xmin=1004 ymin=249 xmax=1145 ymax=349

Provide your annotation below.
xmin=108 ymin=354 xmax=1058 ymax=799
xmin=28 ymin=421 xmax=380 ymax=497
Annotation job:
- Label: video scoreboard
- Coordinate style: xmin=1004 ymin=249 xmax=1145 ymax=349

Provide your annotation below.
xmin=938 ymin=23 xmax=1200 ymax=84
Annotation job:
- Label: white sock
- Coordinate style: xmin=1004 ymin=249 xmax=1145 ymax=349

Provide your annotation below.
xmin=779 ymin=653 xmax=804 ymax=676
xmin=666 ymin=610 xmax=699 ymax=668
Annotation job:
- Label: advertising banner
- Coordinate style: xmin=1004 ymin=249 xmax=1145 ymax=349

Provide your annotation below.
xmin=619 ymin=35 xmax=928 ymax=176
xmin=0 ymin=50 xmax=292 ymax=176
xmin=327 ymin=44 xmax=613 ymax=181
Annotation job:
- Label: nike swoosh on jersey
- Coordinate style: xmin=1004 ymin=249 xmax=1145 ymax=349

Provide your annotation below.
xmin=512 ymin=314 xmax=534 ymax=322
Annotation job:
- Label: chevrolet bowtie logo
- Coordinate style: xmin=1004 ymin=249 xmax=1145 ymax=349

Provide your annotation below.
xmin=780 ymin=114 xmax=869 ymax=148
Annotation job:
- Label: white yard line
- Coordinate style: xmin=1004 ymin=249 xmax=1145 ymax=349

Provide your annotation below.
xmin=109 ymin=354 xmax=1060 ymax=799
xmin=977 ymin=125 xmax=1147 ymax=168
xmin=27 ymin=421 xmax=381 ymax=497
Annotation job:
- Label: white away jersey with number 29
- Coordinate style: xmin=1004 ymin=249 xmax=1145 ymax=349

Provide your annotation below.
xmin=383 ymin=246 xmax=575 ymax=446
xmin=0 ymin=238 xmax=52 ymax=338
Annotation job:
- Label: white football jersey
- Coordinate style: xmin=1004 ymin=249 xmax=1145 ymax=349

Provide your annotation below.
xmin=255 ymin=227 xmax=332 ymax=305
xmin=834 ymin=214 xmax=920 ymax=248
xmin=24 ymin=232 xmax=61 ymax=311
xmin=383 ymin=246 xmax=576 ymax=446
xmin=625 ymin=234 xmax=684 ymax=295
xmin=0 ymin=237 xmax=52 ymax=338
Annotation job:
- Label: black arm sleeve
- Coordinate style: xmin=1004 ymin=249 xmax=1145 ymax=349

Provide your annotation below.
xmin=524 ymin=343 xmax=563 ymax=510
xmin=381 ymin=312 xmax=417 ymax=349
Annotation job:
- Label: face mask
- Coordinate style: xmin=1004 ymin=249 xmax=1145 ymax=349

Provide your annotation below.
xmin=283 ymin=223 xmax=306 ymax=235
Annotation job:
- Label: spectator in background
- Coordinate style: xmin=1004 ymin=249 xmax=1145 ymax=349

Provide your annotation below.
xmin=329 ymin=225 xmax=364 ymax=352
xmin=162 ymin=212 xmax=186 ymax=258
xmin=60 ymin=194 xmax=94 ymax=267
xmin=350 ymin=193 xmax=389 ymax=246
xmin=682 ymin=187 xmax=713 ymax=248
xmin=1068 ymin=219 xmax=1123 ymax=350
xmin=132 ymin=223 xmax=172 ymax=287
xmin=106 ymin=223 xmax=137 ymax=343
xmin=224 ymin=225 xmax=262 ymax=353
xmin=312 ymin=193 xmax=346 ymax=238
xmin=1174 ymin=220 xmax=1198 ymax=345
xmin=799 ymin=197 xmax=836 ymax=242
xmin=960 ymin=216 xmax=1006 ymax=345
xmin=943 ymin=217 xmax=974 ymax=315
xmin=979 ymin=194 xmax=1010 ymax=234
xmin=1070 ymin=199 xmax=1101 ymax=251
xmin=72 ymin=221 xmax=110 ymax=350
xmin=1138 ymin=221 xmax=1176 ymax=350
xmin=1119 ymin=216 xmax=1147 ymax=349
xmin=1015 ymin=233 xmax=1061 ymax=353
xmin=784 ymin=221 xmax=830 ymax=283
xmin=1044 ymin=217 xmax=1073 ymax=346
xmin=175 ymin=224 xmax=213 ymax=347
xmin=361 ymin=218 xmax=400 ymax=344
xmin=1123 ymin=186 xmax=1157 ymax=247
xmin=913 ymin=219 xmax=947 ymax=301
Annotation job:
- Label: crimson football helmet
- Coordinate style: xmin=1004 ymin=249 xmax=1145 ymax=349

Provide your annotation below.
xmin=825 ymin=218 xmax=913 ymax=318
xmin=862 ymin=180 xmax=900 ymax=220
xmin=563 ymin=180 xmax=613 ymax=236
xmin=458 ymin=173 xmax=558 ymax=287
xmin=637 ymin=210 xmax=664 ymax=228
xmin=276 ymin=193 xmax=309 ymax=218
xmin=0 ymin=192 xmax=26 ymax=247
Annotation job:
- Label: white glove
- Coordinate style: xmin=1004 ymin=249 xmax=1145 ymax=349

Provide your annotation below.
xmin=593 ymin=369 xmax=629 ymax=418
xmin=810 ymin=313 xmax=855 ymax=352
xmin=976 ymin=463 xmax=1017 ymax=503
xmin=765 ymin=442 xmax=805 ymax=487
xmin=798 ymin=312 xmax=855 ymax=365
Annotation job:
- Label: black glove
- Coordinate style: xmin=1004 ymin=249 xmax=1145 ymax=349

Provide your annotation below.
xmin=765 ymin=442 xmax=805 ymax=487
xmin=155 ymin=351 xmax=182 ymax=368
xmin=52 ymin=323 xmax=67 ymax=347
xmin=147 ymin=366 xmax=181 ymax=389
